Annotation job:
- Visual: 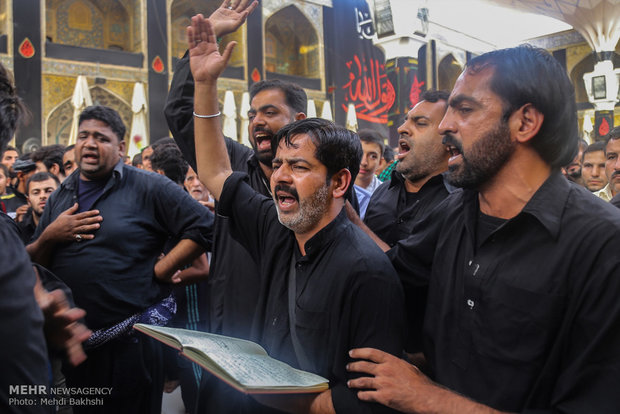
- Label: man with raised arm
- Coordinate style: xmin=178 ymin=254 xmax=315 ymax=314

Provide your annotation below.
xmin=188 ymin=14 xmax=403 ymax=414
xmin=346 ymin=45 xmax=620 ymax=414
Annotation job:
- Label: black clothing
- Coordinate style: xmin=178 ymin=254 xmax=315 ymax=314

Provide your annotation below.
xmin=63 ymin=335 xmax=164 ymax=414
xmin=17 ymin=208 xmax=37 ymax=244
xmin=611 ymin=191 xmax=620 ymax=208
xmin=1 ymin=186 xmax=26 ymax=215
xmin=77 ymin=177 xmax=107 ymax=213
xmin=165 ymin=51 xmax=269 ymax=340
xmin=364 ymin=172 xmax=450 ymax=352
xmin=220 ymin=172 xmax=404 ymax=413
xmin=364 ymin=172 xmax=450 ymax=247
xmin=166 ymin=53 xmax=270 ymax=413
xmin=389 ymin=173 xmax=620 ymax=413
xmin=0 ymin=213 xmax=49 ymax=414
xmin=34 ymin=161 xmax=213 ymax=330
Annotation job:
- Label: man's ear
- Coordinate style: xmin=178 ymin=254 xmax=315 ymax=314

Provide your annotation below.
xmin=26 ymin=195 xmax=33 ymax=208
xmin=294 ymin=112 xmax=307 ymax=121
xmin=49 ymin=163 xmax=60 ymax=176
xmin=331 ymin=168 xmax=352 ymax=199
xmin=118 ymin=139 xmax=127 ymax=157
xmin=509 ymin=103 xmax=544 ymax=144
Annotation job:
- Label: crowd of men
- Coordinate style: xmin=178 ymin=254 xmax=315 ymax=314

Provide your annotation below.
xmin=1 ymin=1 xmax=620 ymax=414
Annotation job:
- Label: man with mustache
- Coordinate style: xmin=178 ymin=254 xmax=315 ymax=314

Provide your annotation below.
xmin=27 ymin=105 xmax=212 ymax=413
xmin=595 ymin=127 xmax=620 ymax=201
xmin=580 ymin=141 xmax=608 ymax=192
xmin=347 ymin=45 xmax=620 ymax=413
xmin=188 ymin=15 xmax=403 ymax=414
xmin=165 ymin=2 xmax=315 ymax=412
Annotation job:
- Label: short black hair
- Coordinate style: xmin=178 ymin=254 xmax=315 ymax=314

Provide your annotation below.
xmin=31 ymin=144 xmax=65 ymax=175
xmin=250 ymin=79 xmax=308 ymax=115
xmin=0 ymin=64 xmax=27 ymax=153
xmin=357 ymin=129 xmax=385 ymax=156
xmin=465 ymin=44 xmax=578 ymax=169
xmin=604 ymin=126 xmax=620 ymax=154
xmin=0 ymin=163 xmax=8 ymax=177
xmin=26 ymin=171 xmax=60 ymax=194
xmin=420 ymin=89 xmax=450 ymax=106
xmin=272 ymin=118 xmax=362 ymax=198
xmin=582 ymin=141 xmax=606 ymax=162
xmin=2 ymin=145 xmax=20 ymax=156
xmin=78 ymin=105 xmax=126 ymax=142
xmin=132 ymin=152 xmax=142 ymax=167
xmin=150 ymin=142 xmax=188 ymax=185
xmin=63 ymin=144 xmax=75 ymax=154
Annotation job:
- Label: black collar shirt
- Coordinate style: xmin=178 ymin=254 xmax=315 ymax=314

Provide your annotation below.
xmin=219 ymin=172 xmax=404 ymax=414
xmin=364 ymin=172 xmax=450 ymax=352
xmin=388 ymin=172 xmax=620 ymax=413
xmin=34 ymin=160 xmax=213 ymax=330
xmin=364 ymin=171 xmax=451 ymax=248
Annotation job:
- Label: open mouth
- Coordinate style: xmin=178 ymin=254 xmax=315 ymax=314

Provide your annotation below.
xmin=253 ymin=131 xmax=273 ymax=152
xmin=442 ymin=135 xmax=463 ymax=164
xmin=396 ymin=138 xmax=411 ymax=161
xmin=274 ymin=185 xmax=299 ymax=212
xmin=81 ymin=153 xmax=99 ymax=164
xmin=276 ymin=192 xmax=298 ymax=211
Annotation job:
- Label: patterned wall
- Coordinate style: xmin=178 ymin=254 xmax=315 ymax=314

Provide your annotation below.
xmin=169 ymin=0 xmax=245 ymax=68
xmin=44 ymin=74 xmax=134 ymax=145
xmin=265 ymin=5 xmax=319 ymax=78
xmin=46 ymin=0 xmax=134 ymax=51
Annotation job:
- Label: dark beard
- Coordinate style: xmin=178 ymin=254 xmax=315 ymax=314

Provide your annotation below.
xmin=446 ymin=120 xmax=514 ymax=189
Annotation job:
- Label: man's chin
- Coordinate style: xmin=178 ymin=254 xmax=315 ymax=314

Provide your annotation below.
xmin=255 ymin=150 xmax=273 ymax=166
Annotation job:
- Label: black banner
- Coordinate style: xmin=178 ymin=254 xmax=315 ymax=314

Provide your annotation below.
xmin=329 ymin=0 xmax=394 ymax=135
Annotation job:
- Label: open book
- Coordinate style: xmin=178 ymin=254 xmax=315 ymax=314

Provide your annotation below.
xmin=134 ymin=324 xmax=329 ymax=394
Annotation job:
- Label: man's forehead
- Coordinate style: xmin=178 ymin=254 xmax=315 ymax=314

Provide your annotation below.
xmin=606 ymin=138 xmax=620 ymax=152
xmin=449 ymin=67 xmax=496 ymax=103
xmin=78 ymin=119 xmax=118 ymax=138
xmin=361 ymin=141 xmax=382 ymax=154
xmin=275 ymin=134 xmax=316 ymax=157
xmin=251 ymin=88 xmax=289 ymax=108
xmin=409 ymin=100 xmax=446 ymax=121
xmin=584 ymin=150 xmax=605 ymax=160
xmin=30 ymin=179 xmax=57 ymax=191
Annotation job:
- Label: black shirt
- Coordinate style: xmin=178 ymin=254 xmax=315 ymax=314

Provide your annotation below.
xmin=364 ymin=172 xmax=450 ymax=352
xmin=220 ymin=172 xmax=404 ymax=414
xmin=0 ymin=213 xmax=48 ymax=414
xmin=16 ymin=208 xmax=37 ymax=244
xmin=34 ymin=161 xmax=213 ymax=330
xmin=364 ymin=172 xmax=450 ymax=247
xmin=389 ymin=172 xmax=620 ymax=413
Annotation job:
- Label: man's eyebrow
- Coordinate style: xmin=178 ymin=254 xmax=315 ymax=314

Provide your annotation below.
xmin=412 ymin=115 xmax=430 ymax=122
xmin=448 ymin=94 xmax=481 ymax=108
xmin=257 ymin=104 xmax=278 ymax=112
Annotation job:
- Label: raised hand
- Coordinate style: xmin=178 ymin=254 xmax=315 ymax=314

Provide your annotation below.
xmin=188 ymin=14 xmax=237 ymax=84
xmin=209 ymin=0 xmax=259 ymax=38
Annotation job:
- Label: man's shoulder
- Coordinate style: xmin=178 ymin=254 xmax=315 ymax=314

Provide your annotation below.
xmin=567 ymin=185 xmax=620 ymax=231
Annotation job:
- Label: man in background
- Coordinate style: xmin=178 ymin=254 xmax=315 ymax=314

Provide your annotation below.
xmin=17 ymin=171 xmax=59 ymax=244
xmin=581 ymin=141 xmax=607 ymax=192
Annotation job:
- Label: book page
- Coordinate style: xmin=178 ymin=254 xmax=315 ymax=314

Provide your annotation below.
xmin=135 ymin=324 xmax=267 ymax=355
xmin=184 ymin=348 xmax=328 ymax=389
